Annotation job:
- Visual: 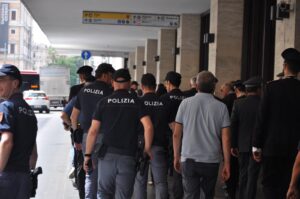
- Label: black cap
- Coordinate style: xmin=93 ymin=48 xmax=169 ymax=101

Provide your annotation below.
xmin=165 ymin=71 xmax=181 ymax=87
xmin=0 ymin=64 xmax=22 ymax=83
xmin=232 ymin=80 xmax=244 ymax=89
xmin=77 ymin=65 xmax=93 ymax=74
xmin=281 ymin=48 xmax=300 ymax=63
xmin=113 ymin=69 xmax=131 ymax=83
xmin=243 ymin=76 xmax=262 ymax=88
xmin=95 ymin=63 xmax=115 ymax=74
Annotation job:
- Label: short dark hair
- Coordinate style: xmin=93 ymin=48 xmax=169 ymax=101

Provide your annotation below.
xmin=95 ymin=63 xmax=115 ymax=79
xmin=131 ymin=81 xmax=139 ymax=86
xmin=141 ymin=73 xmax=156 ymax=90
xmin=285 ymin=60 xmax=300 ymax=74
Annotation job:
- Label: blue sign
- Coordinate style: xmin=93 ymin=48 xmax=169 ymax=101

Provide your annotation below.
xmin=0 ymin=3 xmax=9 ymax=50
xmin=81 ymin=50 xmax=92 ymax=60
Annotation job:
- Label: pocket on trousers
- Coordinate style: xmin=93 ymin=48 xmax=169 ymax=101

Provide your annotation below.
xmin=181 ymin=161 xmax=195 ymax=177
xmin=0 ymin=173 xmax=15 ymax=188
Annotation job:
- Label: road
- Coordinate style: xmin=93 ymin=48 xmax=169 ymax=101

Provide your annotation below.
xmin=34 ymin=111 xmax=263 ymax=199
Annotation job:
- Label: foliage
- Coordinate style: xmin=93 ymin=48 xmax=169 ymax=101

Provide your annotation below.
xmin=48 ymin=47 xmax=83 ymax=86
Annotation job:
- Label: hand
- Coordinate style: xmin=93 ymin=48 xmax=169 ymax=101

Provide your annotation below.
xmin=253 ymin=151 xmax=262 ymax=162
xmin=231 ymin=148 xmax=239 ymax=157
xmin=222 ymin=163 xmax=230 ymax=181
xmin=287 ymin=185 xmax=299 ymax=199
xmin=74 ymin=143 xmax=82 ymax=151
xmin=144 ymin=148 xmax=152 ymax=160
xmin=173 ymin=156 xmax=181 ymax=173
xmin=83 ymin=157 xmax=91 ymax=173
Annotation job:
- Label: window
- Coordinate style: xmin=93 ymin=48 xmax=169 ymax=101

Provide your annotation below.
xmin=11 ymin=10 xmax=16 ymax=21
xmin=10 ymin=44 xmax=15 ymax=54
xmin=10 ymin=29 xmax=16 ymax=34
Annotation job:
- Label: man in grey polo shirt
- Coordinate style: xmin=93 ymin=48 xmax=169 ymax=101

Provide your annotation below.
xmin=173 ymin=71 xmax=231 ymax=199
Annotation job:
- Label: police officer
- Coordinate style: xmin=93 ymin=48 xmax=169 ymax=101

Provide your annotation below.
xmin=71 ymin=63 xmax=115 ymax=199
xmin=160 ymin=71 xmax=185 ymax=199
xmin=84 ymin=68 xmax=153 ymax=199
xmin=0 ymin=64 xmax=38 ymax=199
xmin=231 ymin=77 xmax=262 ymax=199
xmin=252 ymin=48 xmax=300 ymax=199
xmin=232 ymin=80 xmax=246 ymax=99
xmin=68 ymin=65 xmax=94 ymax=101
xmin=134 ymin=73 xmax=169 ymax=199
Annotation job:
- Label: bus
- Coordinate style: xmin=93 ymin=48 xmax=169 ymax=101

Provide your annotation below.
xmin=20 ymin=70 xmax=40 ymax=91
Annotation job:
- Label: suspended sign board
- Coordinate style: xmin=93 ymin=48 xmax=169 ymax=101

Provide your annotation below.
xmin=82 ymin=11 xmax=180 ymax=28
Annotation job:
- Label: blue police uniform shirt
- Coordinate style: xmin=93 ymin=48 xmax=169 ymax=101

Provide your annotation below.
xmin=63 ymin=97 xmax=76 ymax=117
xmin=93 ymin=89 xmax=147 ymax=156
xmin=0 ymin=93 xmax=37 ymax=172
xmin=140 ymin=93 xmax=169 ymax=147
xmin=160 ymin=88 xmax=185 ymax=123
xmin=74 ymin=81 xmax=112 ymax=132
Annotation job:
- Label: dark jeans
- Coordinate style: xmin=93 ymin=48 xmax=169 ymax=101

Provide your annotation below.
xmin=173 ymin=170 xmax=184 ymax=199
xmin=181 ymin=160 xmax=219 ymax=199
xmin=262 ymin=156 xmax=295 ymax=199
xmin=0 ymin=172 xmax=31 ymax=199
xmin=225 ymin=155 xmax=239 ymax=199
xmin=238 ymin=152 xmax=261 ymax=199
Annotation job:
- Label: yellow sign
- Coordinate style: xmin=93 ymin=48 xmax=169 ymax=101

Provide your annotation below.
xmin=83 ymin=11 xmax=130 ymax=20
xmin=82 ymin=11 xmax=180 ymax=28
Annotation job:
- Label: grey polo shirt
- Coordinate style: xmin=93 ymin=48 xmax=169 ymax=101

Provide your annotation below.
xmin=175 ymin=92 xmax=230 ymax=163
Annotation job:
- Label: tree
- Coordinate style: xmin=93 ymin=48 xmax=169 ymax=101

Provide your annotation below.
xmin=48 ymin=48 xmax=83 ymax=86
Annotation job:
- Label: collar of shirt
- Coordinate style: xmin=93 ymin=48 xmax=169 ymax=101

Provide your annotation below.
xmin=195 ymin=92 xmax=214 ymax=98
xmin=113 ymin=89 xmax=130 ymax=94
xmin=9 ymin=92 xmax=23 ymax=100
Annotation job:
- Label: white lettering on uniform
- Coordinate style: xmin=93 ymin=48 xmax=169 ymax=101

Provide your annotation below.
xmin=84 ymin=88 xmax=104 ymax=95
xmin=18 ymin=107 xmax=34 ymax=116
xmin=107 ymin=98 xmax=135 ymax=104
xmin=144 ymin=101 xmax=163 ymax=106
xmin=170 ymin=95 xmax=185 ymax=100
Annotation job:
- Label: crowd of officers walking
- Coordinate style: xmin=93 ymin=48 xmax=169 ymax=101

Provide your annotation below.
xmin=0 ymin=47 xmax=300 ymax=199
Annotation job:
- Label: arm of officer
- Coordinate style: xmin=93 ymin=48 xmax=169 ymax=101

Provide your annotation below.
xmin=140 ymin=116 xmax=153 ymax=158
xmin=173 ymin=122 xmax=183 ymax=173
xmin=221 ymin=127 xmax=231 ymax=181
xmin=61 ymin=112 xmax=71 ymax=125
xmin=84 ymin=120 xmax=100 ymax=172
xmin=85 ymin=120 xmax=100 ymax=155
xmin=70 ymin=107 xmax=80 ymax=130
xmin=0 ymin=132 xmax=13 ymax=172
xmin=29 ymin=142 xmax=38 ymax=169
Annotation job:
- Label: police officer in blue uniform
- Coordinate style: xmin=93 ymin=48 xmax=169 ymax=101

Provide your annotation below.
xmin=0 ymin=64 xmax=38 ymax=199
xmin=68 ymin=65 xmax=94 ymax=101
xmin=134 ymin=73 xmax=170 ymax=199
xmin=160 ymin=71 xmax=185 ymax=199
xmin=84 ymin=68 xmax=153 ymax=199
xmin=71 ymin=63 xmax=115 ymax=199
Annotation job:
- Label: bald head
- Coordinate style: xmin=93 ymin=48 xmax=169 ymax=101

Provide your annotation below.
xmin=196 ymin=71 xmax=217 ymax=93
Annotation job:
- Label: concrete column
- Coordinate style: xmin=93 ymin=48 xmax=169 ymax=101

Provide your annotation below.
xmin=274 ymin=0 xmax=300 ymax=78
xmin=209 ymin=0 xmax=244 ymax=96
xmin=135 ymin=46 xmax=145 ymax=83
xmin=144 ymin=39 xmax=158 ymax=75
xmin=128 ymin=52 xmax=135 ymax=79
xmin=176 ymin=14 xmax=201 ymax=90
xmin=157 ymin=29 xmax=176 ymax=84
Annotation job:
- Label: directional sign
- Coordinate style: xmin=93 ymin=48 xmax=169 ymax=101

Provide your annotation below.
xmin=81 ymin=50 xmax=91 ymax=60
xmin=82 ymin=11 xmax=180 ymax=28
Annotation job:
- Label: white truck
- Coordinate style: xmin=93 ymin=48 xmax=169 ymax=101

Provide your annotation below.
xmin=39 ymin=65 xmax=70 ymax=108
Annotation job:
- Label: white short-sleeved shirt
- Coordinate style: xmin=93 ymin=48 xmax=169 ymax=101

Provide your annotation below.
xmin=176 ymin=93 xmax=230 ymax=163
